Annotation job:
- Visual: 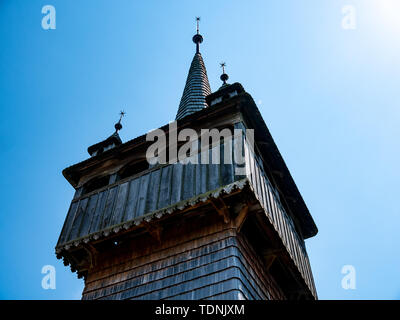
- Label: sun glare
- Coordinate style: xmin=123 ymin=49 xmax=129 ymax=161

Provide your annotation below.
xmin=375 ymin=0 xmax=400 ymax=31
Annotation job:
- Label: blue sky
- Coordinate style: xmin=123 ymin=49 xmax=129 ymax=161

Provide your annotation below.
xmin=0 ymin=0 xmax=399 ymax=299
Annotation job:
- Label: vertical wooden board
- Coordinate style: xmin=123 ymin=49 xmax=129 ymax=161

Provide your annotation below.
xmin=259 ymin=174 xmax=269 ymax=219
xmin=208 ymin=145 xmax=220 ymax=191
xmin=243 ymin=138 xmax=251 ymax=181
xmin=58 ymin=201 xmax=79 ymax=245
xmin=220 ymin=140 xmax=234 ymax=186
xmin=145 ymin=169 xmax=161 ymax=213
xmin=200 ymin=162 xmax=208 ymax=194
xmin=195 ymin=150 xmax=208 ymax=195
xmin=296 ymin=250 xmax=307 ymax=286
xmin=254 ymin=160 xmax=265 ymax=209
xmin=255 ymin=160 xmax=264 ymax=205
xmin=157 ymin=165 xmax=172 ymax=209
xmin=248 ymin=148 xmax=258 ymax=196
xmin=88 ymin=190 xmax=108 ymax=234
xmin=182 ymin=163 xmax=195 ymax=200
xmin=265 ymin=184 xmax=274 ymax=223
xmin=67 ymin=197 xmax=89 ymax=242
xmin=170 ymin=163 xmax=183 ymax=204
xmin=272 ymin=197 xmax=284 ymax=242
xmin=78 ymin=193 xmax=99 ymax=238
xmin=194 ymin=160 xmax=201 ymax=196
xmin=281 ymin=211 xmax=291 ymax=253
xmin=304 ymin=256 xmax=314 ymax=294
xmin=262 ymin=178 xmax=271 ymax=216
xmin=292 ymin=236 xmax=302 ymax=275
xmin=110 ymin=182 xmax=130 ymax=226
xmin=287 ymin=223 xmax=300 ymax=270
xmin=302 ymin=247 xmax=311 ymax=286
xmin=291 ymin=223 xmax=303 ymax=273
xmin=277 ymin=208 xmax=288 ymax=249
xmin=194 ymin=152 xmax=201 ymax=196
xmin=286 ymin=219 xmax=296 ymax=263
xmin=100 ymin=186 xmax=118 ymax=229
xmin=272 ymin=195 xmax=282 ymax=234
xmin=266 ymin=185 xmax=277 ymax=227
xmin=232 ymin=132 xmax=246 ymax=180
xmin=286 ymin=216 xmax=296 ymax=261
xmin=135 ymin=173 xmax=150 ymax=217
xmin=252 ymin=158 xmax=259 ymax=193
xmin=258 ymin=158 xmax=268 ymax=210
xmin=123 ymin=178 xmax=140 ymax=221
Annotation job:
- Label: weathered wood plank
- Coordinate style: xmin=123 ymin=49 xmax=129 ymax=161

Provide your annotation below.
xmin=170 ymin=163 xmax=183 ymax=204
xmin=135 ymin=173 xmax=150 ymax=217
xmin=100 ymin=187 xmax=118 ymax=229
xmin=68 ymin=197 xmax=89 ymax=242
xmin=110 ymin=182 xmax=129 ymax=226
xmin=182 ymin=162 xmax=195 ymax=200
xmin=220 ymin=139 xmax=234 ymax=186
xmin=208 ymin=145 xmax=220 ymax=191
xmin=157 ymin=166 xmax=172 ymax=209
xmin=58 ymin=201 xmax=79 ymax=245
xmin=78 ymin=194 xmax=98 ymax=238
xmin=123 ymin=178 xmax=140 ymax=221
xmin=195 ymin=152 xmax=208 ymax=196
xmin=88 ymin=190 xmax=108 ymax=235
xmin=145 ymin=170 xmax=161 ymax=213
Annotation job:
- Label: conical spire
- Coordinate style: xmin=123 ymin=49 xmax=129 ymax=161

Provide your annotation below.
xmin=175 ymin=18 xmax=211 ymax=120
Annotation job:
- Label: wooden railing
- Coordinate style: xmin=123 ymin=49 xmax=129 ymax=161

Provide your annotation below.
xmin=243 ymin=138 xmax=317 ymax=298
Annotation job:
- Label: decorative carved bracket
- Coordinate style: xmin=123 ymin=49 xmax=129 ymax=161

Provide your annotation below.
xmin=210 ymin=198 xmax=230 ymax=223
xmin=82 ymin=243 xmax=99 ymax=269
xmin=234 ymin=204 xmax=249 ymax=232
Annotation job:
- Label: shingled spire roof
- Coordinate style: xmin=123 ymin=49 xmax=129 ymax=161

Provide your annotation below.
xmin=176 ymin=18 xmax=211 ymax=120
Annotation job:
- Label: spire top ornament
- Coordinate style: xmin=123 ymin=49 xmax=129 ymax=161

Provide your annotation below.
xmin=220 ymin=62 xmax=229 ymax=85
xmin=192 ymin=17 xmax=203 ymax=53
xmin=114 ymin=110 xmax=125 ymax=133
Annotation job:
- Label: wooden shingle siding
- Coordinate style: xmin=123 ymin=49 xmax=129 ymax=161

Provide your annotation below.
xmin=203 ymin=289 xmax=246 ymax=300
xmin=81 ymin=226 xmax=284 ymax=300
xmin=168 ymin=279 xmax=248 ymax=300
xmin=243 ymin=138 xmax=317 ymax=298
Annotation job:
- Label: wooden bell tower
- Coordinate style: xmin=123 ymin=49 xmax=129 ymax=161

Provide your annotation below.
xmin=56 ymin=21 xmax=318 ymax=300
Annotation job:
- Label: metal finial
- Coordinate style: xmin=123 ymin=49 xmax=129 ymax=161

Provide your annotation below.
xmin=220 ymin=62 xmax=226 ymax=74
xmin=192 ymin=17 xmax=203 ymax=53
xmin=119 ymin=110 xmax=125 ymax=121
xmin=220 ymin=62 xmax=229 ymax=85
xmin=115 ymin=110 xmax=125 ymax=132
xmin=196 ymin=17 xmax=200 ymax=34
